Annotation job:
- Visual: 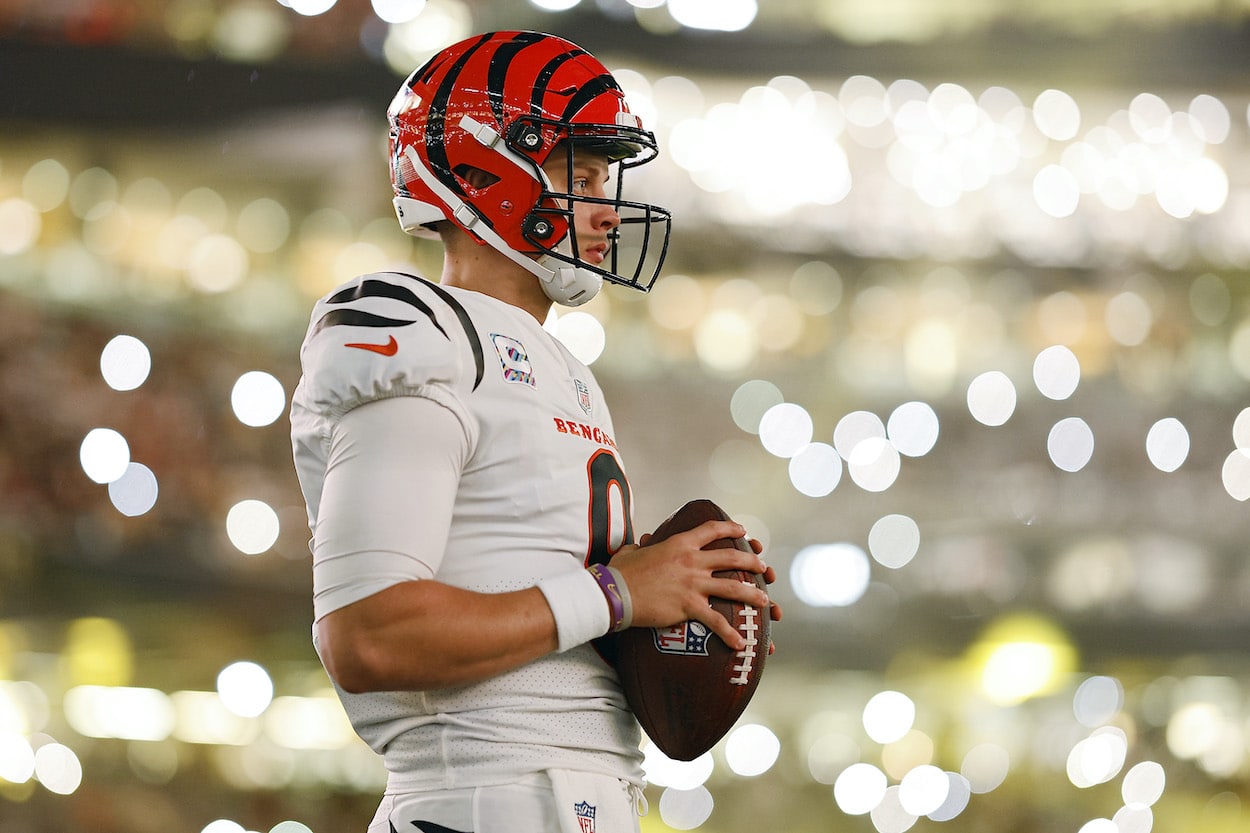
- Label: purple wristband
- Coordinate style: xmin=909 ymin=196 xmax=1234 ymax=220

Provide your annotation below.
xmin=587 ymin=564 xmax=631 ymax=632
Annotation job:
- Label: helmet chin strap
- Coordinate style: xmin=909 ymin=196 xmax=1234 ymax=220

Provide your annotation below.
xmin=397 ymin=131 xmax=603 ymax=307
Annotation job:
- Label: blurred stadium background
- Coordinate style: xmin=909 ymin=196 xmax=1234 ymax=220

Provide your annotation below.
xmin=2 ymin=1 xmax=1250 ymax=831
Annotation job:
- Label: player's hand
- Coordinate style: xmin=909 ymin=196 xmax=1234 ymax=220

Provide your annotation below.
xmin=609 ymin=519 xmax=770 ymax=652
xmin=746 ymin=536 xmax=782 ymax=655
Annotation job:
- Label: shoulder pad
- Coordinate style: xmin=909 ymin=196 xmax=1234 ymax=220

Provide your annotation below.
xmin=298 ymin=272 xmax=486 ymax=416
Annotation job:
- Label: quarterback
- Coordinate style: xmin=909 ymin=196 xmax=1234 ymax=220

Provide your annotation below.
xmin=290 ymin=31 xmax=774 ymax=833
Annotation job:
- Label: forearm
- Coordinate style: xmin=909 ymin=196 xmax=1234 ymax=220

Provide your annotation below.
xmin=317 ymin=579 xmax=560 ymax=692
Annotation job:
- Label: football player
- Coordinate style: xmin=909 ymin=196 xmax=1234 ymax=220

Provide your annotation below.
xmin=290 ymin=30 xmax=777 ymax=833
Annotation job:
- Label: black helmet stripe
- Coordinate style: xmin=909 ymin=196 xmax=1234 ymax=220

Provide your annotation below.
xmin=487 ymin=31 xmax=546 ymax=127
xmin=425 ymin=33 xmax=494 ymax=196
xmin=560 ymin=74 xmax=619 ymax=123
xmin=530 ymin=49 xmax=582 ymax=117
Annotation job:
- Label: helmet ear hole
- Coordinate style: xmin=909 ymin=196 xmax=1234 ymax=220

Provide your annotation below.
xmin=453 ymin=164 xmax=500 ymax=191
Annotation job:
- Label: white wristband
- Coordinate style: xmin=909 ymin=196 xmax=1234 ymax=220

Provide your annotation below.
xmin=536 ymin=568 xmax=611 ymax=652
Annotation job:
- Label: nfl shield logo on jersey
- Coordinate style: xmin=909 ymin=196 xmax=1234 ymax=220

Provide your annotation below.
xmin=652 ymin=621 xmax=711 ymax=656
xmin=575 ymin=379 xmax=592 ymax=415
xmin=574 ymin=800 xmax=596 ymax=833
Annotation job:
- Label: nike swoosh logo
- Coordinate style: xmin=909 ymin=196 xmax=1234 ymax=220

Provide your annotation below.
xmin=344 ymin=335 xmax=398 ymax=356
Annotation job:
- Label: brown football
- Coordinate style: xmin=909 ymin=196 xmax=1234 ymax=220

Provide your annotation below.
xmin=613 ymin=498 xmax=771 ymax=761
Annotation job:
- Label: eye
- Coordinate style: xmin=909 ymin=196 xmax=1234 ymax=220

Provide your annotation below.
xmin=572 ymin=177 xmax=590 ymax=194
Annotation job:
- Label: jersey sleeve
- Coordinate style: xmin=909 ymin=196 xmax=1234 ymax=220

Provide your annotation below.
xmin=311 ymin=395 xmax=466 ymax=620
xmin=290 ymin=272 xmax=484 ymax=569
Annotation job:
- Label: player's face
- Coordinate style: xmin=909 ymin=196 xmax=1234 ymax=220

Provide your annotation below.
xmin=542 ymin=146 xmax=621 ymax=267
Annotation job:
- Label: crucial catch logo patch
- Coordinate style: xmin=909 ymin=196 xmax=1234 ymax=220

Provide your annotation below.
xmin=652 ymin=621 xmax=710 ymax=657
xmin=490 ymin=333 xmax=535 ymax=387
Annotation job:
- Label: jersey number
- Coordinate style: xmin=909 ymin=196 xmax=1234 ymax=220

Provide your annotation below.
xmin=586 ymin=449 xmax=633 ymax=667
xmin=585 ymin=448 xmax=634 ymax=569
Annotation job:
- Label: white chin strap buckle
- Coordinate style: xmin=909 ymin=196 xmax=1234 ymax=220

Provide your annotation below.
xmin=541 ymin=261 xmax=603 ymax=307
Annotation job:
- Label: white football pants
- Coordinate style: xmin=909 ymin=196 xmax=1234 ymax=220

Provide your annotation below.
xmin=368 ymin=770 xmax=644 ymax=833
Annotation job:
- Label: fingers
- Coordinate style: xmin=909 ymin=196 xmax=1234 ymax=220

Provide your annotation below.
xmin=693 ymin=607 xmax=748 ymax=651
xmin=709 ymin=574 xmax=769 ymax=610
xmin=678 ymin=519 xmax=748 ymax=549
xmin=692 ymin=581 xmax=771 ymax=652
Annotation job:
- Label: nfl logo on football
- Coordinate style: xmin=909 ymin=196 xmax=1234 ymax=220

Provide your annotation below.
xmin=574 ymin=800 xmax=596 ymax=833
xmin=653 ymin=621 xmax=710 ymax=656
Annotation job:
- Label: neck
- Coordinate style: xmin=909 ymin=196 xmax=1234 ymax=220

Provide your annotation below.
xmin=439 ymin=229 xmax=553 ymax=323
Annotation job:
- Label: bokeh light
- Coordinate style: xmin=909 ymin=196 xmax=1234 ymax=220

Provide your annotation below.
xmin=791 ymin=543 xmax=871 ymax=607
xmin=725 ymin=724 xmax=781 ymax=776
xmin=967 ymin=371 xmax=1016 ymax=426
xmin=1033 ymin=345 xmax=1080 ymax=400
xmin=1067 ymin=726 xmax=1128 ymax=788
xmin=886 ymin=401 xmax=939 ymax=456
xmin=1145 ymin=418 xmax=1189 ymax=472
xmin=553 ymin=311 xmax=607 ymax=365
xmin=961 ymin=743 xmax=1010 ymax=793
xmin=0 ymin=198 xmax=43 ymax=255
xmin=287 ymin=0 xmax=337 ymax=15
xmin=22 ymin=158 xmax=71 ymax=211
xmin=863 ymin=690 xmax=916 ymax=744
xmin=788 ymin=442 xmax=842 ymax=497
xmin=833 ymin=410 xmax=886 ymax=460
xmin=371 ymin=0 xmax=427 ymax=24
xmin=868 ymin=514 xmax=920 ymax=569
xmin=928 ymin=772 xmax=972 ymax=821
xmin=834 ymin=762 xmax=888 ymax=815
xmin=187 ymin=234 xmax=248 ymax=293
xmin=899 ymin=764 xmax=950 ymax=816
xmin=64 ymin=685 xmax=175 ymax=741
xmin=658 ymin=785 xmax=715 ymax=830
xmin=847 ymin=437 xmax=901 ymax=492
xmin=226 ymin=500 xmax=281 ymax=555
xmin=871 ymin=785 xmax=918 ymax=833
xmin=1122 ymin=760 xmax=1166 ymax=806
xmin=1048 ymin=417 xmax=1095 ymax=472
xmin=1033 ymin=89 xmax=1081 ymax=140
xmin=231 ymin=371 xmax=287 ymax=428
xmin=668 ymin=0 xmax=757 ymax=31
xmin=100 ymin=335 xmax=152 ymax=391
xmin=758 ymin=402 xmax=814 ymax=457
xmin=217 ymin=661 xmax=274 ymax=718
xmin=0 ymin=732 xmax=35 ymax=783
xmin=34 ymin=743 xmax=83 ymax=795
xmin=730 ymin=379 xmax=784 ymax=433
xmin=107 ymin=463 xmax=160 ymax=517
xmin=1221 ymin=449 xmax=1250 ymax=500
xmin=642 ymin=742 xmax=714 ymax=789
xmin=80 ymin=428 xmax=131 ymax=484
xmin=972 ymin=615 xmax=1077 ymax=705
xmin=236 ymin=197 xmax=291 ymax=253
xmin=1073 ymin=676 xmax=1125 ymax=728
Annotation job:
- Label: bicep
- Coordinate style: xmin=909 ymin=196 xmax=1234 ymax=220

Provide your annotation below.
xmin=312 ymin=395 xmax=469 ymax=621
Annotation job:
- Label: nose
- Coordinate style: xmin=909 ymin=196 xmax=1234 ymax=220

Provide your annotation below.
xmin=592 ymin=199 xmax=620 ymax=232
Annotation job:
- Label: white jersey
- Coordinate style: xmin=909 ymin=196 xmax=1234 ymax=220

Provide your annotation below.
xmin=290 ymin=271 xmax=642 ymax=791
